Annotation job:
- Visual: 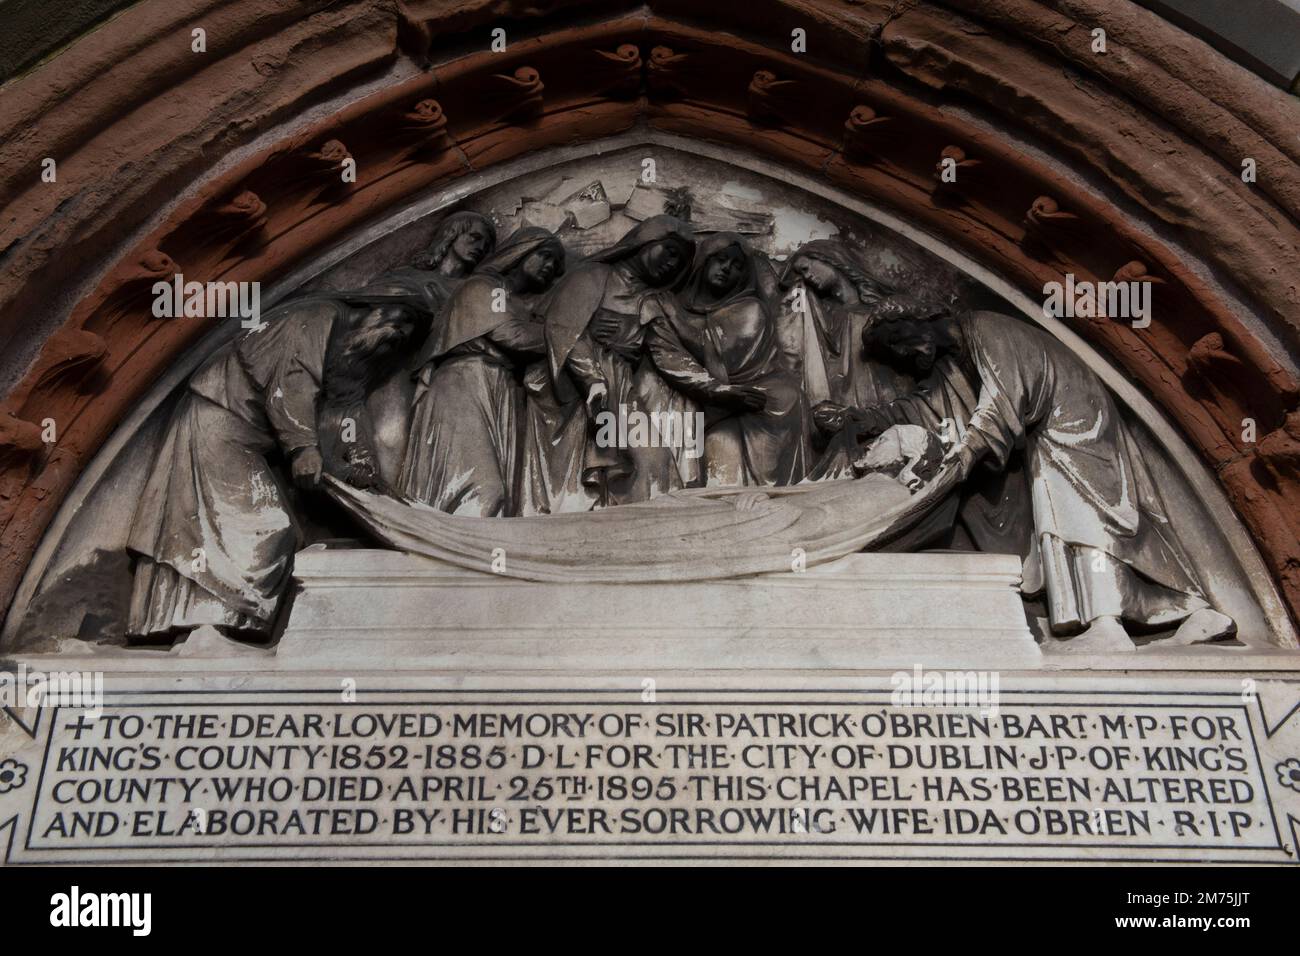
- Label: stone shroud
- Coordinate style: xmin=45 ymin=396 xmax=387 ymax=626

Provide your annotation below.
xmin=0 ymin=0 xmax=1298 ymax=630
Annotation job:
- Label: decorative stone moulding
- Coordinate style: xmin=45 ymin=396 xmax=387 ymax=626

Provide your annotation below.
xmin=0 ymin=0 xmax=1298 ymax=629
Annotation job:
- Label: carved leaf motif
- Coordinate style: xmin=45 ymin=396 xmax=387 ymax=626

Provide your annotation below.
xmin=1258 ymin=410 xmax=1300 ymax=481
xmin=398 ymin=99 xmax=451 ymax=155
xmin=843 ymin=105 xmax=894 ymax=161
xmin=0 ymin=414 xmax=45 ymax=464
xmin=78 ymin=248 xmax=180 ymax=339
xmin=933 ymin=146 xmax=979 ymax=183
xmin=1024 ymin=196 xmax=1079 ymax=230
xmin=1020 ymin=196 xmax=1079 ymax=261
xmin=105 ymin=249 xmax=179 ymax=311
xmin=204 ymin=190 xmax=269 ymax=254
xmin=5 ymin=327 xmax=112 ymax=424
xmin=1113 ymin=260 xmax=1165 ymax=285
xmin=304 ymin=139 xmax=353 ymax=176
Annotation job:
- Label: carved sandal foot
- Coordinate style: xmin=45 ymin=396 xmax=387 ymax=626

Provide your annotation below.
xmin=1165 ymin=608 xmax=1237 ymax=647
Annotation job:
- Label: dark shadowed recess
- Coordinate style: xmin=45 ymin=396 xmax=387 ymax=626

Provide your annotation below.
xmin=0 ymin=0 xmax=140 ymax=82
xmin=1134 ymin=0 xmax=1300 ymax=88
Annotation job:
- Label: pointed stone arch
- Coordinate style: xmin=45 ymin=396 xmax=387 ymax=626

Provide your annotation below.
xmin=1 ymin=0 xmax=1298 ymax=631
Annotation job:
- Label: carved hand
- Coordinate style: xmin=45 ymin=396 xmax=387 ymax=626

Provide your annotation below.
xmin=585 ymin=382 xmax=610 ymax=419
xmin=291 ymin=447 xmax=324 ymax=489
xmin=941 ymin=442 xmax=977 ymax=481
xmin=343 ymin=448 xmax=380 ymax=490
xmin=812 ymin=400 xmax=849 ymax=433
xmin=589 ymin=315 xmax=622 ymax=345
xmin=716 ymin=384 xmax=767 ymax=413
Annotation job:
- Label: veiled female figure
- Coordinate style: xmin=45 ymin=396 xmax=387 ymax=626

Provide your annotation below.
xmin=650 ymin=233 xmax=812 ymax=486
xmin=399 ymin=227 xmax=566 ymax=516
xmin=519 ymin=215 xmax=695 ymax=514
xmin=360 ymin=210 xmax=498 ymax=481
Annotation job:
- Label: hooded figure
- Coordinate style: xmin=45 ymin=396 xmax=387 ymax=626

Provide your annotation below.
xmin=399 ymin=227 xmax=565 ymax=516
xmin=519 ymin=215 xmax=695 ymax=514
xmin=648 ymin=232 xmax=812 ymax=486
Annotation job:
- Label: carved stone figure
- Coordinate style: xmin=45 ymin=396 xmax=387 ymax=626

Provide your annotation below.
xmin=125 ymin=292 xmax=428 ymax=640
xmin=368 ymin=211 xmax=498 ymax=319
xmin=861 ymin=309 xmax=1237 ymax=649
xmin=779 ymin=239 xmax=914 ymax=436
xmin=359 ymin=211 xmax=498 ymax=481
xmin=399 ymin=227 xmax=566 ymax=516
xmin=519 ymin=215 xmax=695 ymax=513
xmin=810 ymin=294 xmax=1032 ymax=562
xmin=649 ymin=232 xmax=812 ymax=486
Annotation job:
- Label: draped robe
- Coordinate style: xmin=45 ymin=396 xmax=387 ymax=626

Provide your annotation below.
xmin=519 ymin=262 xmax=671 ymax=512
xmin=800 ymin=286 xmax=913 ymax=410
xmin=399 ymin=275 xmax=546 ymax=516
xmin=126 ymin=302 xmax=342 ymax=636
xmin=651 ymin=236 xmax=812 ymax=486
xmin=952 ymin=311 xmax=1208 ymax=632
xmin=359 ymin=267 xmax=464 ymax=484
xmin=810 ymin=352 xmax=1032 ymax=559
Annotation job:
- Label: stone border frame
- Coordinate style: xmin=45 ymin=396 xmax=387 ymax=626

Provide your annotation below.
xmin=0 ymin=0 xmax=1298 ymax=627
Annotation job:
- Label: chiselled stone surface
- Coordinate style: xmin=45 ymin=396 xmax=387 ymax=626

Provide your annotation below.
xmin=279 ymin=550 xmax=1041 ymax=670
xmin=2 ymin=676 xmax=1298 ymax=864
xmin=2 ymin=2 xmax=1300 ymax=634
xmin=1 ymin=5 xmax=1298 ymax=868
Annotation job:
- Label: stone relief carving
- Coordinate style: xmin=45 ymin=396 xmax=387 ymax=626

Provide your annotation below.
xmin=125 ymin=291 xmax=430 ymax=641
xmin=7 ymin=152 xmax=1264 ymax=655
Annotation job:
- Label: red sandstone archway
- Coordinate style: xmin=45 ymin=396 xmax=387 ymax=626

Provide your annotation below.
xmin=1 ymin=0 xmax=1298 ymax=624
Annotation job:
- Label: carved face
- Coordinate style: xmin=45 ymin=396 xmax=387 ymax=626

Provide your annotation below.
xmin=354 ymin=305 xmax=417 ymax=358
xmin=876 ymin=321 xmax=939 ymax=376
xmin=788 ymin=255 xmax=839 ymax=296
xmin=519 ymin=248 xmax=562 ymax=291
xmin=638 ymin=237 xmax=690 ymax=286
xmin=703 ymin=245 xmax=746 ymax=297
xmin=451 ymin=221 xmax=494 ymax=269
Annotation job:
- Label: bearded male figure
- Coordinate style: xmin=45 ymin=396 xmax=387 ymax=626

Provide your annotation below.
xmin=125 ymin=293 xmax=428 ymax=642
xmin=861 ymin=310 xmax=1236 ymax=650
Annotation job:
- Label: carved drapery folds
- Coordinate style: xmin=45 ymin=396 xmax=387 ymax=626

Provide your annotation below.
xmin=0 ymin=0 xmax=1298 ymax=626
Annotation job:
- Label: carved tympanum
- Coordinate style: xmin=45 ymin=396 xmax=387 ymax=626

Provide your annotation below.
xmin=94 ymin=207 xmax=1239 ymax=656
